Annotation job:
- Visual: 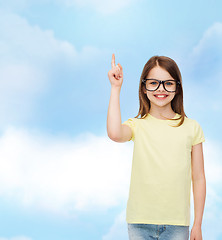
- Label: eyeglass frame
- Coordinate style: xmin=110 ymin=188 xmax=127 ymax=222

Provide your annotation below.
xmin=142 ymin=78 xmax=181 ymax=93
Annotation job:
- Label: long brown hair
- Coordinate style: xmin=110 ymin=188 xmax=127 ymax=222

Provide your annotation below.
xmin=134 ymin=55 xmax=187 ymax=127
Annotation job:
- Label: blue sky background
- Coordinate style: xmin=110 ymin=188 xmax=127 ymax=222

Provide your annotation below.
xmin=0 ymin=0 xmax=222 ymax=239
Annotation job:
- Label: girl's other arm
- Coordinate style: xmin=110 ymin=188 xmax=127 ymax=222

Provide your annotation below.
xmin=190 ymin=142 xmax=206 ymax=240
xmin=107 ymin=54 xmax=132 ymax=142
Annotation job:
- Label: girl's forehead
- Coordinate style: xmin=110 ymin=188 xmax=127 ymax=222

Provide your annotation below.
xmin=147 ymin=66 xmax=172 ymax=79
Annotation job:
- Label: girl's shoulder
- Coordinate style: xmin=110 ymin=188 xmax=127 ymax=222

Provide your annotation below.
xmin=183 ymin=116 xmax=204 ymax=132
xmin=184 ymin=116 xmax=200 ymax=124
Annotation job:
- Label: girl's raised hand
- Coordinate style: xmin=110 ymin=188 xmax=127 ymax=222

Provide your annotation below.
xmin=108 ymin=53 xmax=123 ymax=88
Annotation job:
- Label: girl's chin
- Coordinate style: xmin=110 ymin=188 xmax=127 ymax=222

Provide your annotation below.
xmin=150 ymin=99 xmax=171 ymax=107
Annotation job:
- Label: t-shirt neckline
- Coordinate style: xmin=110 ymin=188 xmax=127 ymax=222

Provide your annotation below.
xmin=147 ymin=112 xmax=179 ymax=122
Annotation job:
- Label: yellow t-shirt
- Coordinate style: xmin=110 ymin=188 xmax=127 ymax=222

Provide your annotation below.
xmin=122 ymin=112 xmax=205 ymax=226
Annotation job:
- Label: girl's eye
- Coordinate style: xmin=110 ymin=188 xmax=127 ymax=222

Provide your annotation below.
xmin=166 ymin=82 xmax=173 ymax=85
xmin=150 ymin=82 xmax=157 ymax=85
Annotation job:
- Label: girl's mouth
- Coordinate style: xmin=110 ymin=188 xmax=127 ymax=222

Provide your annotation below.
xmin=154 ymin=94 xmax=168 ymax=99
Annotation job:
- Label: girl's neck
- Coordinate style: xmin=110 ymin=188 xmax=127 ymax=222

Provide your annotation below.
xmin=149 ymin=108 xmax=176 ymax=120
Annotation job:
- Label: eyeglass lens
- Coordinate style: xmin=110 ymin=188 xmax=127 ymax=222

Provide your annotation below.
xmin=145 ymin=80 xmax=176 ymax=92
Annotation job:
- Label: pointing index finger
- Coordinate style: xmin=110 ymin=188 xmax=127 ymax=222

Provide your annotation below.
xmin=111 ymin=53 xmax=115 ymax=68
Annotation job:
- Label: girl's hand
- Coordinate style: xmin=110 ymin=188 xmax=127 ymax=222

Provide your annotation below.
xmin=108 ymin=53 xmax=123 ymax=88
xmin=190 ymin=224 xmax=203 ymax=240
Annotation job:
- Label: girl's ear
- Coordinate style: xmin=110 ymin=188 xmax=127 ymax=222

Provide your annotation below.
xmin=142 ymin=86 xmax=147 ymax=94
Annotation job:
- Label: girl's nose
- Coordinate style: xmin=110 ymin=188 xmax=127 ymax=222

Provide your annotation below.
xmin=158 ymin=82 xmax=165 ymax=91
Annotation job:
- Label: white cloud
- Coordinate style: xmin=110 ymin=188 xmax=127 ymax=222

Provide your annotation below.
xmin=0 ymin=10 xmax=77 ymax=71
xmin=187 ymin=21 xmax=222 ymax=82
xmin=203 ymin=139 xmax=222 ymax=184
xmin=192 ymin=22 xmax=222 ymax=58
xmin=1 ymin=124 xmax=222 ymax=240
xmin=102 ymin=210 xmax=128 ymax=240
xmin=182 ymin=22 xmax=222 ymax=114
xmin=0 ymin=11 xmax=74 ymax=126
xmin=0 ymin=11 xmax=104 ymax=129
xmin=0 ymin=0 xmax=142 ymax=15
xmin=0 ymin=1 xmax=29 ymax=11
xmin=0 ymin=237 xmax=32 ymax=240
xmin=0 ymin=126 xmax=133 ymax=217
xmin=59 ymin=0 xmax=142 ymax=15
xmin=1 ymin=13 xmax=76 ymax=60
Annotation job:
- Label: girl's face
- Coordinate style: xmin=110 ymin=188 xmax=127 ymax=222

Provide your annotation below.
xmin=143 ymin=66 xmax=176 ymax=109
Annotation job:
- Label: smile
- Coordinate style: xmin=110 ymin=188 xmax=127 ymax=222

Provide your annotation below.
xmin=154 ymin=94 xmax=168 ymax=99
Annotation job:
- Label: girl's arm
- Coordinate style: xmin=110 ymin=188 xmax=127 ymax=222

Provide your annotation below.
xmin=107 ymin=86 xmax=132 ymax=142
xmin=107 ymin=54 xmax=132 ymax=142
xmin=190 ymin=142 xmax=206 ymax=239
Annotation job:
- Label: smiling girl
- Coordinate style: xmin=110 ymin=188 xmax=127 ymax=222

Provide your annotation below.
xmin=107 ymin=54 xmax=206 ymax=240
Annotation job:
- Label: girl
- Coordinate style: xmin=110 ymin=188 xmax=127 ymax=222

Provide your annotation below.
xmin=107 ymin=54 xmax=206 ymax=240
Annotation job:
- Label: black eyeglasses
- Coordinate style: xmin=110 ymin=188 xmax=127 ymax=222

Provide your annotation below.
xmin=142 ymin=78 xmax=180 ymax=92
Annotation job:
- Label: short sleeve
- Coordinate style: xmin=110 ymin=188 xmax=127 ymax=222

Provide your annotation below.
xmin=192 ymin=120 xmax=205 ymax=146
xmin=122 ymin=118 xmax=137 ymax=142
